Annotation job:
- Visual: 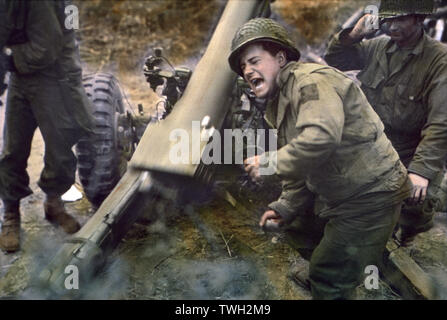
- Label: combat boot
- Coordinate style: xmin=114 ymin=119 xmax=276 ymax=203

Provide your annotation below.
xmin=44 ymin=196 xmax=80 ymax=234
xmin=395 ymin=221 xmax=434 ymax=247
xmin=0 ymin=202 xmax=21 ymax=253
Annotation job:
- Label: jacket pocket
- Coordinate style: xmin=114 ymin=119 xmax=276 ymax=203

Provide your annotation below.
xmin=394 ymin=82 xmax=425 ymax=134
xmin=358 ymin=65 xmax=386 ymax=109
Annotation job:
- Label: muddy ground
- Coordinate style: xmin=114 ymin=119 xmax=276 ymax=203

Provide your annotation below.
xmin=1 ymin=0 xmax=447 ymax=300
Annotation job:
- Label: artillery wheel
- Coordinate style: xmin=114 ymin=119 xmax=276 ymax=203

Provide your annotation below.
xmin=76 ymin=73 xmax=129 ymax=207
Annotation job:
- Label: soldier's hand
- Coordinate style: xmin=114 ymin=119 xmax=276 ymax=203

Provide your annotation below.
xmin=259 ymin=210 xmax=284 ymax=230
xmin=243 ymin=155 xmax=261 ymax=182
xmin=408 ymin=173 xmax=429 ymax=205
xmin=349 ymin=14 xmax=379 ymax=40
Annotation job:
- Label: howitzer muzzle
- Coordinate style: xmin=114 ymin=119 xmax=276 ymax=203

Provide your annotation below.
xmin=131 ymin=0 xmax=273 ymax=182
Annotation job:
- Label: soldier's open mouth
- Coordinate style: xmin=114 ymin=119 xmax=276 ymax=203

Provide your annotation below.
xmin=251 ymin=78 xmax=264 ymax=90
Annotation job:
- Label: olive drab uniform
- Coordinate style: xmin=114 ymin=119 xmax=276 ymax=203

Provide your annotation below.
xmin=325 ymin=26 xmax=447 ymax=234
xmin=258 ymin=61 xmax=412 ymax=299
xmin=0 ymin=0 xmax=94 ymax=204
xmin=229 ymin=17 xmax=412 ymax=299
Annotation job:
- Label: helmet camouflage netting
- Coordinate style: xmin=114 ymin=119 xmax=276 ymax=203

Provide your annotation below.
xmin=228 ymin=18 xmax=300 ymax=76
xmin=379 ymin=0 xmax=435 ymax=19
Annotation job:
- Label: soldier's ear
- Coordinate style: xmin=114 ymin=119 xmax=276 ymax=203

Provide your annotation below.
xmin=277 ymin=51 xmax=287 ymax=67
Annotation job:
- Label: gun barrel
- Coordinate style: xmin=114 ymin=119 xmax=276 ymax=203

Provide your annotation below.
xmin=37 ymin=0 xmax=271 ymax=296
xmin=131 ymin=0 xmax=269 ymax=180
xmin=37 ymin=170 xmax=154 ymax=296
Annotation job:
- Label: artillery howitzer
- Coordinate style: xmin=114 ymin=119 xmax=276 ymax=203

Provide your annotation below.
xmin=37 ymin=0 xmax=274 ymax=297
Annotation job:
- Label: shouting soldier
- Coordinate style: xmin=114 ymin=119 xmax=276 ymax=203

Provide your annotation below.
xmin=228 ymin=18 xmax=412 ymax=299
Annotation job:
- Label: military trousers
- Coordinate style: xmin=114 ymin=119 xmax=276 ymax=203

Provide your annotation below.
xmin=284 ymin=192 xmax=402 ymax=300
xmin=0 ymin=73 xmax=84 ymax=204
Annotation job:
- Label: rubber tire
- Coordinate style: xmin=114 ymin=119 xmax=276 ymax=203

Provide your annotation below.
xmin=76 ymin=73 xmax=126 ymax=207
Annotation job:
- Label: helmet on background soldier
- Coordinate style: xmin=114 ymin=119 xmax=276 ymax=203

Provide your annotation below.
xmin=228 ymin=18 xmax=300 ymax=77
xmin=379 ymin=0 xmax=435 ymax=19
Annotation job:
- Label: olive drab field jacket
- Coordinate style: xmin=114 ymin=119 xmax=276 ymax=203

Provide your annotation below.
xmin=262 ymin=62 xmax=410 ymax=222
xmin=325 ymin=30 xmax=447 ymax=182
xmin=0 ymin=0 xmax=94 ymax=135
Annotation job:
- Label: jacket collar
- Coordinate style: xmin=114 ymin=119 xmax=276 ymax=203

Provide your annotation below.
xmin=384 ymin=32 xmax=425 ymax=78
xmin=264 ymin=62 xmax=297 ymax=129
xmin=277 ymin=61 xmax=297 ymax=88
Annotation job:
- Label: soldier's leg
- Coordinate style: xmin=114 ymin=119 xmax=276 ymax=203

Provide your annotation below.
xmin=283 ymin=208 xmax=327 ymax=260
xmin=28 ymin=77 xmax=79 ymax=197
xmin=0 ymin=79 xmax=37 ymax=203
xmin=37 ymin=128 xmax=78 ymax=197
xmin=308 ymin=202 xmax=401 ymax=300
xmin=283 ymin=208 xmax=327 ymax=290
xmin=439 ymin=172 xmax=447 ymax=212
xmin=0 ymin=77 xmax=37 ymax=252
xmin=28 ymin=77 xmax=81 ymax=233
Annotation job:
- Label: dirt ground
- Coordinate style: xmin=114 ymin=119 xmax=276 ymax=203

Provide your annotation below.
xmin=0 ymin=0 xmax=446 ymax=300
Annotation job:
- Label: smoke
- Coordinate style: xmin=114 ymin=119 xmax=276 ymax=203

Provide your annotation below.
xmin=427 ymin=267 xmax=447 ymax=299
xmin=76 ymin=257 xmax=131 ymax=300
xmin=140 ymin=259 xmax=270 ymax=300
xmin=0 ymin=226 xmax=132 ymax=300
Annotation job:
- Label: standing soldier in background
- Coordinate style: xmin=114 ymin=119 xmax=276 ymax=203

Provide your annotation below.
xmin=325 ymin=0 xmax=447 ymax=245
xmin=0 ymin=0 xmax=94 ymax=252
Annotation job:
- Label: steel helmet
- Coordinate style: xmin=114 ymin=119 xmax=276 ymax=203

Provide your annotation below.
xmin=379 ymin=0 xmax=435 ymax=19
xmin=228 ymin=18 xmax=300 ymax=77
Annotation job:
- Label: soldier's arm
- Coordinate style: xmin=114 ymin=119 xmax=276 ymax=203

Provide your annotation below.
xmin=265 ymin=73 xmax=345 ymax=182
xmin=325 ymin=28 xmax=377 ymax=71
xmin=0 ymin=1 xmax=15 ymax=102
xmin=10 ymin=0 xmax=63 ymax=74
xmin=325 ymin=14 xmax=380 ymax=71
xmin=0 ymin=0 xmax=15 ymax=49
xmin=408 ymin=61 xmax=447 ymax=181
xmin=0 ymin=0 xmax=18 ymax=50
xmin=267 ymin=179 xmax=315 ymax=224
